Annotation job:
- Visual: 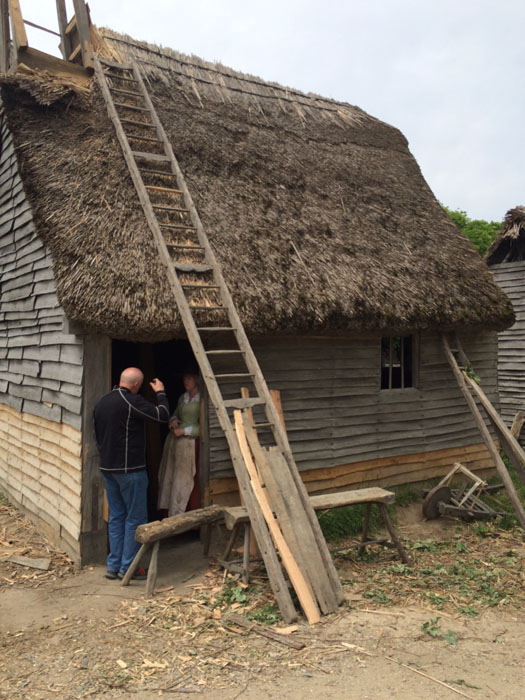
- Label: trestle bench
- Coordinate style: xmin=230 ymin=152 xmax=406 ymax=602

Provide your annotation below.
xmin=220 ymin=486 xmax=409 ymax=583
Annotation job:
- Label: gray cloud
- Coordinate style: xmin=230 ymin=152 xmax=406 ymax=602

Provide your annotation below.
xmin=19 ymin=0 xmax=525 ymax=220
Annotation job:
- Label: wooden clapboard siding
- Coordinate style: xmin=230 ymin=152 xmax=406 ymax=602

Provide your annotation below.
xmin=490 ymin=262 xmax=525 ymax=434
xmin=0 ymin=104 xmax=85 ymax=430
xmin=0 ymin=403 xmax=82 ymax=560
xmin=210 ymin=442 xmax=495 ymax=505
xmin=0 ymin=104 xmax=88 ymax=562
xmin=208 ymin=330 xmax=499 ymax=484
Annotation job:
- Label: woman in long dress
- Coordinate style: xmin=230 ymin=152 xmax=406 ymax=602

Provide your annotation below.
xmin=157 ymin=372 xmax=200 ymax=516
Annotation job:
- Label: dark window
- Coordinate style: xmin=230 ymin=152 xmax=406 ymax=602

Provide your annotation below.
xmin=381 ymin=336 xmax=413 ymax=389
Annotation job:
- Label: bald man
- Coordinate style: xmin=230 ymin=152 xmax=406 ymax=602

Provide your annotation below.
xmin=94 ymin=367 xmax=170 ymax=580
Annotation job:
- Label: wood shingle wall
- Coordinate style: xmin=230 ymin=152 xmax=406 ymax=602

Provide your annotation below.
xmin=209 ymin=330 xmax=498 ymax=502
xmin=490 ymin=261 xmax=525 ymax=430
xmin=0 ymin=106 xmax=84 ymax=559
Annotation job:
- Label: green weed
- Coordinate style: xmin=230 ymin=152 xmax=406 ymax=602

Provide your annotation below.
xmin=247 ymin=604 xmax=281 ymax=625
xmin=421 ymin=616 xmax=442 ymax=637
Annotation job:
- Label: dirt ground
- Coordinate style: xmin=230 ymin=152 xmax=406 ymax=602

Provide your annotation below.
xmin=1 ymin=498 xmax=524 ymax=700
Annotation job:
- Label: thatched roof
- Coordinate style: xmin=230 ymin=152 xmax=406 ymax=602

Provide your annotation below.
xmin=486 ymin=207 xmax=525 ymax=266
xmin=0 ymin=28 xmax=514 ymax=341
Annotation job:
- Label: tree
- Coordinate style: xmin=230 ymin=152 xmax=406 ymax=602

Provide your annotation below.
xmin=442 ymin=206 xmax=501 ymax=257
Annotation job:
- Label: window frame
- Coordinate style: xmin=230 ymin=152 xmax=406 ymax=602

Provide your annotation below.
xmin=379 ymin=334 xmax=419 ymax=391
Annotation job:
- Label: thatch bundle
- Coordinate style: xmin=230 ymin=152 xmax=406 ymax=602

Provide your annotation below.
xmin=0 ymin=28 xmax=514 ymax=341
xmin=486 ymin=207 xmax=525 ymax=265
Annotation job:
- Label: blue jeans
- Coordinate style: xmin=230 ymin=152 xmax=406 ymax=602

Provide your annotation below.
xmin=103 ymin=470 xmax=149 ymax=575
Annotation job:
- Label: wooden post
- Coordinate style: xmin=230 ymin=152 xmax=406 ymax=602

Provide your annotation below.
xmin=71 ymin=0 xmax=93 ymax=68
xmin=511 ymin=411 xmax=525 ymax=440
xmin=80 ymin=334 xmax=111 ymax=565
xmin=8 ymin=0 xmax=27 ymax=52
xmin=55 ymin=0 xmax=72 ymax=60
xmin=269 ymin=389 xmax=287 ymax=436
xmin=0 ymin=0 xmax=10 ymax=73
xmin=442 ymin=336 xmax=525 ymax=530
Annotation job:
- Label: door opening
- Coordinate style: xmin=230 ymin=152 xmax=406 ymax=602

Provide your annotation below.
xmin=111 ymin=338 xmax=200 ymax=521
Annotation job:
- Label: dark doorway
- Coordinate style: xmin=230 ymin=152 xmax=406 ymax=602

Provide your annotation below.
xmin=111 ymin=338 xmax=199 ymax=520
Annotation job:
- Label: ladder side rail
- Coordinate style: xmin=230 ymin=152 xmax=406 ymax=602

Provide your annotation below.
xmin=442 ymin=335 xmax=525 ymax=530
xmin=133 ymin=61 xmax=309 ymax=462
xmin=132 ymin=61 xmax=343 ymax=598
xmin=94 ymin=58 xmax=301 ymax=620
xmin=94 ymin=58 xmax=247 ymax=438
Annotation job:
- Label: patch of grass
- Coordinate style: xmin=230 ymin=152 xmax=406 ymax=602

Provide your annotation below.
xmin=389 ymin=484 xmax=422 ymax=508
xmin=317 ymin=503 xmax=384 ymax=543
xmin=0 ymin=491 xmax=10 ymax=507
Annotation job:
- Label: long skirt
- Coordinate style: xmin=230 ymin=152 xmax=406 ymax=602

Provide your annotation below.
xmin=157 ymin=435 xmax=198 ymax=516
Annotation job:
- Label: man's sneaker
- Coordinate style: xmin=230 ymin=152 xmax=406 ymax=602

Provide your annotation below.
xmin=117 ymin=566 xmax=148 ymax=581
xmin=105 ymin=569 xmax=118 ymax=580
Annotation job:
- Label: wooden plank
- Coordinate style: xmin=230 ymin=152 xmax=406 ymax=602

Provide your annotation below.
xmin=511 ymin=411 xmax=525 ymax=440
xmin=8 ymin=0 xmax=26 ymax=50
xmin=270 ymin=389 xmax=287 ymax=435
xmin=310 ymin=487 xmax=395 ymax=509
xmin=80 ymin=334 xmax=110 ymax=565
xmin=442 ymin=336 xmax=525 ymax=530
xmin=463 ymin=373 xmax=525 ymax=487
xmin=71 ymin=0 xmax=93 ymax=68
xmin=0 ymin=0 xmax=10 ymax=73
xmin=2 ymin=555 xmax=51 ymax=570
xmin=243 ymin=415 xmax=338 ymax=614
xmin=15 ymin=46 xmax=91 ymax=82
xmin=234 ymin=411 xmax=320 ymax=624
xmin=222 ymin=487 xmax=396 ymax=529
xmin=55 ymin=0 xmax=72 ymax=60
xmin=260 ymin=448 xmax=336 ymax=614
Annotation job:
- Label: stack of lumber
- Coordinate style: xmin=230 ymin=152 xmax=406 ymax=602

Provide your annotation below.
xmin=233 ymin=410 xmax=344 ymax=624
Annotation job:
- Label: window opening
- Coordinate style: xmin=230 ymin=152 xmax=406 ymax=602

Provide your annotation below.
xmin=381 ymin=336 xmax=413 ymax=389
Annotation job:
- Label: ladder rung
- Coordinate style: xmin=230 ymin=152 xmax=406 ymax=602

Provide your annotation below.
xmin=223 ymin=398 xmax=265 ymax=409
xmin=121 ymin=118 xmax=156 ymax=128
xmin=139 ymin=168 xmax=175 ymax=177
xmin=174 ymin=263 xmax=213 ymax=273
xmin=145 ymin=184 xmax=184 ymax=194
xmin=197 ymin=327 xmax=235 ymax=331
xmin=189 ymin=305 xmax=225 ymax=311
xmin=99 ymin=57 xmax=132 ymax=70
xmin=132 ymin=151 xmax=170 ymax=162
xmin=181 ymin=284 xmax=220 ymax=289
xmin=153 ymin=205 xmax=189 ymax=213
xmin=205 ymin=350 xmax=243 ymax=355
xmin=253 ymin=422 xmax=272 ymax=429
xmin=215 ymin=373 xmax=254 ymax=379
xmin=105 ymin=74 xmax=138 ymax=84
xmin=126 ymin=134 xmax=163 ymax=144
xmin=167 ymin=244 xmax=204 ymax=250
xmin=109 ymin=86 xmax=142 ymax=98
xmin=160 ymin=222 xmax=197 ymax=230
xmin=114 ymin=101 xmax=150 ymax=112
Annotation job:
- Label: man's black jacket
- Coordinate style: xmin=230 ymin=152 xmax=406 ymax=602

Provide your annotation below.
xmin=94 ymin=387 xmax=170 ymax=473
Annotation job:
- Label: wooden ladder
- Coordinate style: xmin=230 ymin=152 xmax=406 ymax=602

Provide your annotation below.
xmin=93 ymin=56 xmax=344 ymax=621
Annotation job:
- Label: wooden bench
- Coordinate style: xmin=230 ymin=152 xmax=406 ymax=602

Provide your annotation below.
xmin=220 ymin=487 xmax=409 ymax=582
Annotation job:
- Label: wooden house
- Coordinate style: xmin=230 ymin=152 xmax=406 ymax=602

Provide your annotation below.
xmin=486 ymin=207 xmax=525 ymax=432
xmin=0 ymin=15 xmax=514 ymax=564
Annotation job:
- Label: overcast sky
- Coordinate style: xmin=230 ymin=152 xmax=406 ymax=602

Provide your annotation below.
xmin=20 ymin=0 xmax=523 ymax=222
